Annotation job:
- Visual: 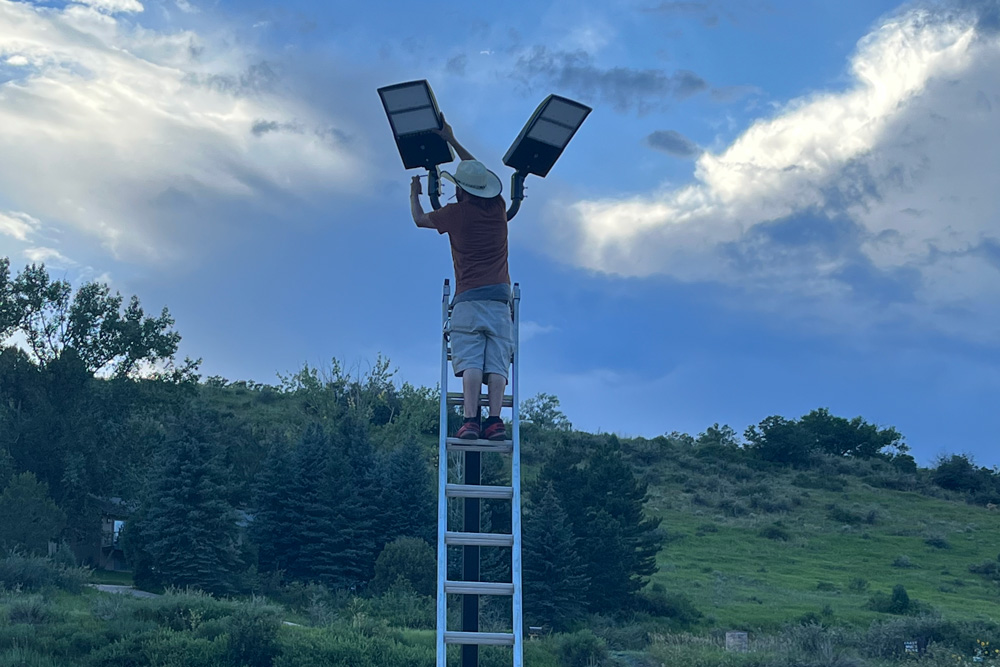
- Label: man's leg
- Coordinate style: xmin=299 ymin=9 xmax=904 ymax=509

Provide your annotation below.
xmin=463 ymin=368 xmax=484 ymax=419
xmin=486 ymin=372 xmax=506 ymax=418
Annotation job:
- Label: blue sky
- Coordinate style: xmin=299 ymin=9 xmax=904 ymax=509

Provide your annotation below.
xmin=2 ymin=0 xmax=999 ymax=468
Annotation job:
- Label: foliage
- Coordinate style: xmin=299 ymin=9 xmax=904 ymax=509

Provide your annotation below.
xmin=867 ymin=584 xmax=915 ymax=615
xmin=126 ymin=412 xmax=243 ymax=595
xmin=6 ymin=262 xmax=181 ymax=377
xmin=520 ymin=392 xmax=572 ymax=431
xmin=522 ymin=483 xmax=589 ymax=630
xmin=370 ymin=537 xmax=435 ymax=597
xmin=0 ymin=553 xmax=90 ymax=593
xmin=223 ymin=598 xmax=282 ymax=667
xmin=555 ymin=629 xmax=608 ymax=667
xmin=0 ymin=473 xmax=66 ymax=554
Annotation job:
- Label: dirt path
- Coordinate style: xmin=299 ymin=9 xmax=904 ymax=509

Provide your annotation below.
xmin=88 ymin=584 xmax=160 ymax=599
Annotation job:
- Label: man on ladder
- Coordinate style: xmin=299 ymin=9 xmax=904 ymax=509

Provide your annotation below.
xmin=410 ymin=114 xmax=513 ymax=442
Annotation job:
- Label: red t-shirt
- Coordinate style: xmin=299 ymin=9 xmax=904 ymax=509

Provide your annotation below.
xmin=428 ymin=197 xmax=510 ymax=297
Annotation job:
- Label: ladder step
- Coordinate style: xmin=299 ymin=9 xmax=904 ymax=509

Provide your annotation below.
xmin=445 ymin=484 xmax=513 ymax=500
xmin=445 ymin=531 xmax=514 ymax=547
xmin=445 ymin=580 xmax=514 ymax=596
xmin=446 ymin=438 xmax=513 ymax=454
xmin=445 ymin=631 xmax=515 ymax=646
xmin=446 ymin=392 xmax=514 ymax=408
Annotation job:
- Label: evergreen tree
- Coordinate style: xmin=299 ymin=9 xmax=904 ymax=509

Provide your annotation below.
xmin=133 ymin=426 xmax=242 ymax=595
xmin=377 ymin=437 xmax=435 ymax=546
xmin=522 ymin=484 xmax=589 ymax=631
xmin=0 ymin=472 xmax=66 ymax=554
xmin=251 ymin=442 xmax=296 ymax=574
xmin=285 ymin=423 xmax=373 ymax=589
xmin=535 ymin=437 xmax=662 ymax=612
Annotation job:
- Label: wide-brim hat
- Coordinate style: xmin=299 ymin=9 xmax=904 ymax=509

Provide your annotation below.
xmin=441 ymin=160 xmax=503 ymax=199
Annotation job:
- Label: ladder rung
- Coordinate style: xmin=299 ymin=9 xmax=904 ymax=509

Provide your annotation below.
xmin=445 ymin=531 xmax=514 ymax=547
xmin=445 ymin=483 xmax=513 ymax=500
xmin=445 ymin=580 xmax=514 ymax=596
xmin=446 ymin=438 xmax=513 ymax=453
xmin=446 ymin=392 xmax=513 ymax=408
xmin=445 ymin=631 xmax=515 ymax=646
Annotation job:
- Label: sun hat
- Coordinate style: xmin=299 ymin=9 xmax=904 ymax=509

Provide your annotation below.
xmin=441 ymin=160 xmax=503 ymax=198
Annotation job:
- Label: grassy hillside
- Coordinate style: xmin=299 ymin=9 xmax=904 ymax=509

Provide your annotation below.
xmin=623 ymin=440 xmax=1000 ymax=630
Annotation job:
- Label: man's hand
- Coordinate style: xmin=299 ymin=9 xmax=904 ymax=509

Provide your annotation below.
xmin=436 ymin=113 xmax=456 ymax=143
xmin=410 ymin=174 xmax=423 ymax=197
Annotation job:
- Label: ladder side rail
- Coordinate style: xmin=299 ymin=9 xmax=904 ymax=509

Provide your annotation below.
xmin=436 ymin=279 xmax=451 ymax=667
xmin=510 ymin=282 xmax=524 ymax=667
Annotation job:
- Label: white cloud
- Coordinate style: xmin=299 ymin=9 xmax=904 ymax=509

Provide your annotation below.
xmin=24 ymin=246 xmax=73 ymax=266
xmin=0 ymin=0 xmax=364 ymax=263
xmin=557 ymin=7 xmax=1000 ymax=328
xmin=519 ymin=320 xmax=557 ymax=342
xmin=0 ymin=211 xmax=40 ymax=241
xmin=74 ymin=0 xmax=144 ymax=14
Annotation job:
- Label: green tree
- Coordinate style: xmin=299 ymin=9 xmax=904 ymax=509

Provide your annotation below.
xmin=131 ymin=419 xmax=242 ymax=595
xmin=285 ymin=423 xmax=373 ymax=588
xmin=799 ymin=408 xmax=907 ymax=459
xmin=371 ymin=536 xmax=436 ymax=596
xmin=536 ymin=437 xmax=663 ymax=612
xmin=523 ymin=484 xmax=589 ymax=630
xmin=377 ymin=438 xmax=435 ymax=546
xmin=0 ymin=257 xmax=19 ymax=341
xmin=744 ymin=415 xmax=813 ymax=465
xmin=11 ymin=263 xmax=181 ymax=377
xmin=250 ymin=442 xmax=296 ymax=575
xmin=521 ymin=393 xmax=572 ymax=431
xmin=0 ymin=472 xmax=66 ymax=554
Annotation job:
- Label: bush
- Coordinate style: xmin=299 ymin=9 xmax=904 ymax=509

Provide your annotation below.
xmin=924 ymin=535 xmax=951 ymax=549
xmin=367 ymin=581 xmax=434 ymax=629
xmin=224 ymin=598 xmax=281 ymax=667
xmin=0 ymin=646 xmax=58 ymax=667
xmin=133 ymin=589 xmax=233 ymax=631
xmin=868 ymin=585 xmax=913 ymax=615
xmin=848 ymin=578 xmax=869 ymax=593
xmin=968 ymin=560 xmax=1000 ymax=578
xmin=827 ymin=504 xmax=865 ymax=525
xmin=556 ymin=629 xmax=608 ymax=667
xmin=371 ymin=538 xmax=435 ymax=596
xmin=0 ymin=553 xmax=89 ymax=593
xmin=635 ymin=585 xmax=703 ymax=627
xmin=4 ymin=594 xmax=49 ymax=625
xmin=892 ymin=555 xmax=914 ymax=569
xmin=273 ymin=625 xmax=431 ymax=666
xmin=759 ymin=522 xmax=790 ymax=541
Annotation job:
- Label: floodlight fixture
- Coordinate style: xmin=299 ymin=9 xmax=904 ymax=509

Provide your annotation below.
xmin=503 ymin=95 xmax=591 ymax=178
xmin=378 ymin=80 xmax=454 ymax=170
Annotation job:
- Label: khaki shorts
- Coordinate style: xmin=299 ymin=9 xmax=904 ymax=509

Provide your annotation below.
xmin=449 ymin=300 xmax=513 ymax=381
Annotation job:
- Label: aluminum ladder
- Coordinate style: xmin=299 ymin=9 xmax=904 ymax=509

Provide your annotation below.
xmin=436 ymin=279 xmax=523 ymax=667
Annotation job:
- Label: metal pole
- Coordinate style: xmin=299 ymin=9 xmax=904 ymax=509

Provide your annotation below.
xmin=429 ymin=167 xmax=443 ymax=210
xmin=511 ymin=282 xmax=524 ymax=667
xmin=506 ymin=171 xmax=526 ymax=221
xmin=462 ymin=450 xmax=480 ymax=667
xmin=436 ymin=279 xmax=451 ymax=667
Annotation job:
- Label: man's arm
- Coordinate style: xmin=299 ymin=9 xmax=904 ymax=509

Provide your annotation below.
xmin=410 ymin=175 xmax=434 ymax=228
xmin=436 ymin=113 xmax=475 ymax=162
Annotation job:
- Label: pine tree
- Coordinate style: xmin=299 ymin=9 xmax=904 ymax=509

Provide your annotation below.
xmin=377 ymin=437 xmax=435 ymax=546
xmin=285 ymin=423 xmax=373 ymax=588
xmin=136 ymin=429 xmax=242 ymax=595
xmin=251 ymin=442 xmax=296 ymax=574
xmin=535 ymin=437 xmax=663 ymax=612
xmin=522 ymin=484 xmax=589 ymax=631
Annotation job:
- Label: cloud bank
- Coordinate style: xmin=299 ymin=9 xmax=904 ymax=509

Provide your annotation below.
xmin=556 ymin=5 xmax=1000 ymax=336
xmin=0 ymin=0 xmax=362 ymax=263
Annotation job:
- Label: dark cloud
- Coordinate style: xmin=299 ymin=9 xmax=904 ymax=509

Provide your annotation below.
xmin=721 ymin=211 xmax=920 ymax=305
xmin=645 ymin=129 xmax=701 ymax=157
xmin=185 ymin=61 xmax=278 ymax=96
xmin=513 ymin=46 xmax=708 ymax=113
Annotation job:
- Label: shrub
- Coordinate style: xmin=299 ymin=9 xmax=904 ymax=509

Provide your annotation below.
xmin=0 ymin=646 xmax=58 ymax=667
xmin=224 ymin=598 xmax=281 ymax=667
xmin=367 ymin=581 xmax=434 ymax=629
xmin=635 ymin=585 xmax=703 ymax=627
xmin=371 ymin=538 xmax=435 ymax=596
xmin=848 ymin=578 xmax=869 ymax=593
xmin=556 ymin=629 xmax=608 ymax=667
xmin=817 ymin=581 xmax=837 ymax=592
xmin=695 ymin=523 xmax=719 ymax=536
xmin=868 ymin=585 xmax=913 ymax=614
xmin=133 ymin=589 xmax=233 ymax=631
xmin=925 ymin=535 xmax=951 ymax=549
xmin=892 ymin=555 xmax=914 ymax=569
xmin=968 ymin=560 xmax=1000 ymax=578
xmin=759 ymin=522 xmax=790 ymax=541
xmin=0 ymin=554 xmax=90 ymax=593
xmin=5 ymin=595 xmax=49 ymax=625
xmin=827 ymin=504 xmax=865 ymax=525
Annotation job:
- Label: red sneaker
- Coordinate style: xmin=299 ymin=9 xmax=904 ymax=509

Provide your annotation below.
xmin=456 ymin=421 xmax=481 ymax=440
xmin=483 ymin=420 xmax=506 ymax=441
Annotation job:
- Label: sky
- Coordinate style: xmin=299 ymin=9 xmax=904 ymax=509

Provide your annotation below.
xmin=1 ymin=0 xmax=999 ymax=468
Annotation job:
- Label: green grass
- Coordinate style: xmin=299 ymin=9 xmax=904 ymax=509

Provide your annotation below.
xmin=89 ymin=569 xmax=134 ymax=586
xmin=643 ymin=461 xmax=1000 ymax=630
